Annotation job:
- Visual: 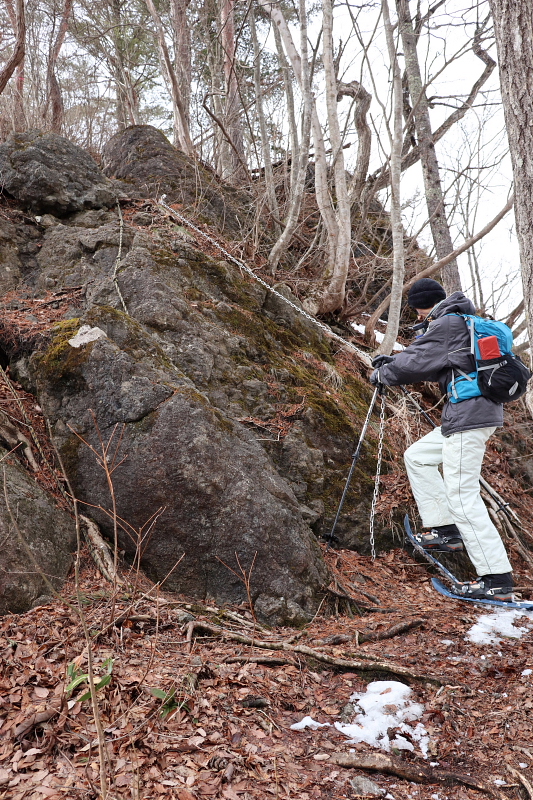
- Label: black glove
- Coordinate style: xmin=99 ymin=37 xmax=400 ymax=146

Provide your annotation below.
xmin=369 ymin=369 xmax=380 ymax=386
xmin=371 ymin=354 xmax=395 ymax=369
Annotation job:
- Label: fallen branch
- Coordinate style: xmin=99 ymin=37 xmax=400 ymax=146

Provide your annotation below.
xmin=222 ymin=656 xmax=299 ymax=667
xmin=184 ymin=621 xmax=443 ymax=683
xmin=358 ymin=618 xmax=426 ymax=644
xmin=365 ymin=194 xmax=514 ymax=339
xmin=331 ymin=752 xmax=504 ymax=799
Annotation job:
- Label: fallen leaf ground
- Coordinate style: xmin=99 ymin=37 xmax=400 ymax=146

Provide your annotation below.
xmin=1 ymin=198 xmax=533 ymax=799
xmin=2 ymin=536 xmax=533 ymax=800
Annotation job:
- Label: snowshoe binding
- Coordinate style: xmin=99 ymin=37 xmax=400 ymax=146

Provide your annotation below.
xmin=451 ymin=574 xmax=514 ymax=603
xmin=415 ymin=525 xmax=464 ymax=553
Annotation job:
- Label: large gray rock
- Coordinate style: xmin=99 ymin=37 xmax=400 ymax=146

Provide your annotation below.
xmin=101 ymin=125 xmax=253 ymax=233
xmin=31 ymin=308 xmax=328 ymax=624
xmin=0 ymin=449 xmax=75 ymax=614
xmin=0 ymin=130 xmax=118 ymax=216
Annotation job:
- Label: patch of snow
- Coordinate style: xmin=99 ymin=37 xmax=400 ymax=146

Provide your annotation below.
xmin=351 ymin=323 xmax=405 ymax=352
xmin=522 ymin=669 xmax=532 ymax=676
xmin=440 ymin=639 xmax=453 ymax=646
xmin=466 ymin=609 xmax=533 ymax=646
xmin=290 ymin=716 xmax=330 ymax=731
xmin=334 ymin=680 xmax=429 ymax=757
xmin=68 ymin=325 xmax=107 ymax=348
xmin=519 ymin=763 xmax=529 ymax=769
xmin=494 ymin=780 xmax=508 ymax=786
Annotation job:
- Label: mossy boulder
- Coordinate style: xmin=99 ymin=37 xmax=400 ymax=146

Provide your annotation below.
xmin=102 ymin=125 xmax=253 ymax=234
xmin=32 ymin=312 xmax=328 ymax=625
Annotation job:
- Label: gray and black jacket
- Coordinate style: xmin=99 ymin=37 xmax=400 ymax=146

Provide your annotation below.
xmin=374 ymin=292 xmax=504 ymax=436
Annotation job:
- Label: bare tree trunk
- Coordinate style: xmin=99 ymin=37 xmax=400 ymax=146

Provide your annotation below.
xmin=261 ymin=0 xmax=337 ymax=306
xmin=272 ymin=22 xmax=298 ymax=204
xmin=3 ymin=0 xmax=24 ymax=130
xmin=337 ymin=81 xmax=372 ymax=203
xmin=144 ymin=0 xmax=194 ymax=156
xmin=267 ymin=0 xmax=312 ymax=272
xmin=108 ymin=0 xmax=140 ymax=129
xmin=43 ymin=0 xmax=73 ymax=133
xmin=220 ymin=0 xmax=247 ymax=184
xmin=250 ymin=7 xmax=280 ymax=235
xmin=488 ymin=0 xmax=533 ymax=407
xmin=171 ymin=0 xmax=191 ymax=139
xmin=378 ymin=0 xmax=404 ymax=355
xmin=396 ymin=0 xmax=461 ymax=293
xmin=319 ymin=0 xmax=352 ymax=313
xmin=0 ymin=0 xmax=25 ymax=100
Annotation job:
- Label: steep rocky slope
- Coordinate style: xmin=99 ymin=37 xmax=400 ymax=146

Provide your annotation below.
xmin=0 ymin=127 xmax=388 ymax=622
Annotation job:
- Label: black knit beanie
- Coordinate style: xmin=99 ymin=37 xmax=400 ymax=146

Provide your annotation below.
xmin=407 ymin=278 xmax=446 ymax=309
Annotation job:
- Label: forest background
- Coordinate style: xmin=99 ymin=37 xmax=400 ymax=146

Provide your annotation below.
xmin=0 ymin=0 xmax=527 ymax=360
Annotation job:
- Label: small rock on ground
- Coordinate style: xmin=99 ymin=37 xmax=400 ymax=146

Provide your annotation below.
xmin=349 ymin=775 xmax=386 ymax=796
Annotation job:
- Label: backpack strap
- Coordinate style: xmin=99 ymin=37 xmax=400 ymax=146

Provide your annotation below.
xmin=446 ymin=313 xmax=479 ymax=401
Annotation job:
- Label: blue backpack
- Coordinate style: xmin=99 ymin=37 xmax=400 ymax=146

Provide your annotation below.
xmin=447 ymin=314 xmax=531 ymax=404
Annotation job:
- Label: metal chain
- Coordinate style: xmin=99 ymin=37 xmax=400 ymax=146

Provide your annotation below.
xmin=157 ymin=197 xmax=370 ymax=364
xmin=113 ymin=200 xmax=128 ymax=314
xmin=369 ymin=391 xmax=387 ymax=560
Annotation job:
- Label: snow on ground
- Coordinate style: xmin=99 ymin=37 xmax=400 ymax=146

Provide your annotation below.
xmin=290 ymin=681 xmax=429 ymax=755
xmin=333 ymin=681 xmax=429 ymax=756
xmin=466 ymin=608 xmax=533 ymax=645
xmin=290 ymin=716 xmax=330 ymax=731
xmin=351 ymin=323 xmax=405 ymax=352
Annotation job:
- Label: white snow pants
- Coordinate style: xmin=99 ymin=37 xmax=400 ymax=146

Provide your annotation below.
xmin=404 ymin=426 xmax=512 ymax=577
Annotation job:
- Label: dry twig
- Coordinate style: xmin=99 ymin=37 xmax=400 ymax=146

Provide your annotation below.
xmin=184 ymin=620 xmax=444 ymax=683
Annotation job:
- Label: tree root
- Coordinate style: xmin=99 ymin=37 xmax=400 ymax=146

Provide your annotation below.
xmin=357 ymin=618 xmax=426 ymax=644
xmin=331 ymin=752 xmax=504 ymax=799
xmin=185 ymin=621 xmax=444 ymax=684
xmin=507 ymin=766 xmax=533 ymax=800
xmin=325 ymin=586 xmax=397 ymax=613
xmin=81 ymin=514 xmax=123 ymax=585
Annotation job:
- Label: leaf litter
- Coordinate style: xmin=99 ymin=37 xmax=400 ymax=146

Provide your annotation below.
xmin=2 ymin=539 xmax=533 ymax=800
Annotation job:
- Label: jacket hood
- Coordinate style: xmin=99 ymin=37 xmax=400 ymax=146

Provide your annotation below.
xmin=429 ymin=291 xmax=476 ymax=319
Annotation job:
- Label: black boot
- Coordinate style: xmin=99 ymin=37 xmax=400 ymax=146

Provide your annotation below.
xmin=416 ymin=524 xmax=464 ymax=553
xmin=452 ymin=573 xmax=514 ymax=602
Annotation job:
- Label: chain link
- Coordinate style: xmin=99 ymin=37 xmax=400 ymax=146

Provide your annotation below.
xmin=369 ymin=391 xmax=387 ymax=560
xmin=113 ymin=200 xmax=128 ymax=314
xmin=157 ymin=197 xmax=371 ymax=364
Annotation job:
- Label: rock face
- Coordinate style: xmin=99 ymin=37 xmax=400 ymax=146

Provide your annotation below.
xmin=0 ymin=130 xmax=117 ymax=216
xmin=0 ymin=127 xmax=384 ymax=623
xmin=0 ymin=450 xmax=75 ymax=615
xmin=102 ymin=125 xmax=252 ymax=233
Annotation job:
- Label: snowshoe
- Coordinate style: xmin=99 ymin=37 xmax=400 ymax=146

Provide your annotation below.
xmin=431 ymin=577 xmax=533 ymax=609
xmin=415 ymin=526 xmax=464 ymax=553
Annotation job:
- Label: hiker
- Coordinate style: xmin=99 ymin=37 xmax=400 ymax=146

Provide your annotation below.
xmin=369 ymin=278 xmax=514 ymax=602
